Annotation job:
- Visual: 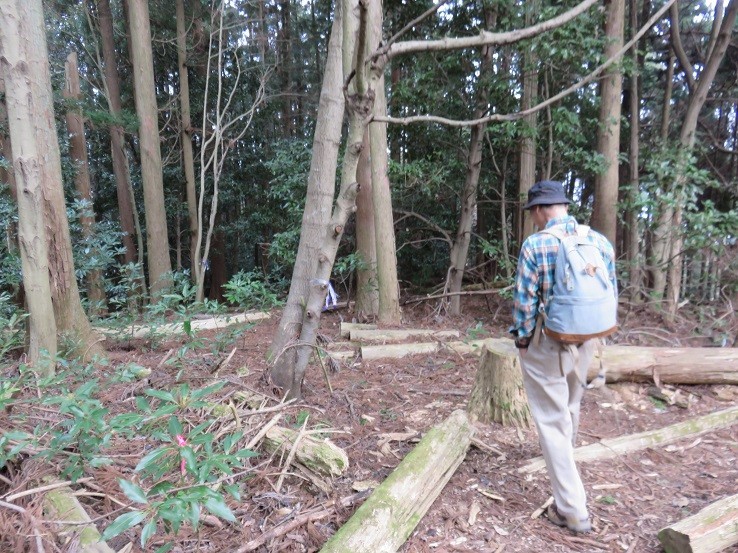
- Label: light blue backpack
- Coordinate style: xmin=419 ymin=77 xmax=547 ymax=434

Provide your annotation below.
xmin=542 ymin=224 xmax=617 ymax=344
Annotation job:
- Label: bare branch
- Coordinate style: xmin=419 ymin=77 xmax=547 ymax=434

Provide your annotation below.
xmin=384 ymin=0 xmax=599 ymax=60
xmin=375 ymin=0 xmax=676 ymax=127
xmin=379 ymin=0 xmax=453 ymax=55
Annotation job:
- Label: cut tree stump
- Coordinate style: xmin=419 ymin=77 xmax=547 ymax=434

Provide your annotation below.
xmin=519 ymin=405 xmax=738 ymax=473
xmin=42 ymin=478 xmax=115 ymax=553
xmin=319 ymin=409 xmax=474 ymax=553
xmin=467 ymin=345 xmax=531 ymax=427
xmin=658 ymin=493 xmax=738 ymax=553
xmin=263 ymin=426 xmax=349 ymax=478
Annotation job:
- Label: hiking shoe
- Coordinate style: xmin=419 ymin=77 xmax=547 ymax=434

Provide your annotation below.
xmin=546 ymin=503 xmax=592 ymax=533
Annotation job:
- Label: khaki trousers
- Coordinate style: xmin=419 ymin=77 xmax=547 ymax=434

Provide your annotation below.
xmin=519 ymin=332 xmax=595 ymax=521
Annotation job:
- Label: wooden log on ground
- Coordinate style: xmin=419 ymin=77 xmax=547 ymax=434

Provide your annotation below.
xmin=360 ymin=338 xmax=738 ymax=385
xmin=519 ymin=405 xmax=738 ymax=473
xmin=349 ymin=329 xmax=460 ymax=342
xmin=263 ymin=426 xmax=349 ymax=477
xmin=319 ymin=410 xmax=474 ymax=553
xmin=467 ymin=345 xmax=531 ymax=427
xmin=658 ymin=493 xmax=738 ymax=553
xmin=98 ymin=311 xmax=270 ymax=338
xmin=339 ymin=322 xmax=377 ymax=338
xmin=43 ymin=478 xmax=115 ymax=553
xmin=361 ymin=341 xmax=440 ymax=360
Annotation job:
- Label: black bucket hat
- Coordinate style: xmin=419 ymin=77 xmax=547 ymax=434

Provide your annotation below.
xmin=523 ymin=180 xmax=572 ymax=210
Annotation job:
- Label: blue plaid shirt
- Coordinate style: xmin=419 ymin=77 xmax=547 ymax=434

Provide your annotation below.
xmin=510 ymin=215 xmax=617 ymax=339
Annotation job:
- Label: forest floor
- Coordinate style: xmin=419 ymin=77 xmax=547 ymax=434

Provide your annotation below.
xmin=1 ymin=295 xmax=738 ymax=553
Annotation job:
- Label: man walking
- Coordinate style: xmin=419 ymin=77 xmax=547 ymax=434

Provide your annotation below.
xmin=510 ymin=180 xmax=617 ymax=533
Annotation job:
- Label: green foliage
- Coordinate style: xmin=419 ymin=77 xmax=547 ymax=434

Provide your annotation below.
xmin=222 ymin=270 xmax=283 ymax=310
xmin=0 ymin=292 xmax=27 ymax=361
xmin=0 ymin=362 xmax=256 ymax=547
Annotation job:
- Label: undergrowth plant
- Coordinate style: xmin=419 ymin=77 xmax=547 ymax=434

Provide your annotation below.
xmin=0 ymin=361 xmax=257 ymax=550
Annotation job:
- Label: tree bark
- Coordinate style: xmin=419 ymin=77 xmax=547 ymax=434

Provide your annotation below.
xmin=96 ymin=0 xmax=138 ymax=266
xmin=9 ymin=0 xmax=104 ymax=361
xmin=319 ymin=410 xmax=474 ymax=553
xmin=591 ymin=0 xmax=624 ymax=245
xmin=0 ymin=0 xmax=58 ymax=366
xmin=658 ymin=493 xmax=738 ymax=553
xmin=625 ymin=0 xmax=645 ymax=303
xmin=366 ymin=0 xmax=401 ymax=325
xmin=518 ymin=0 xmax=537 ymax=243
xmin=467 ymin=346 xmax=532 ymax=428
xmin=64 ymin=51 xmax=106 ymax=315
xmin=127 ymin=0 xmax=173 ymax=298
xmin=268 ymin=5 xmax=345 ymax=393
xmin=176 ymin=0 xmax=199 ymax=278
xmin=355 ymin=130 xmax=379 ymax=319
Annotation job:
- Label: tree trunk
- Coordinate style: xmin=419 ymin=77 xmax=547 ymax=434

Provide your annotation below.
xmin=590 ymin=0 xmax=624 ymax=245
xmin=658 ymin=493 xmax=738 ymax=553
xmin=518 ymin=0 xmax=538 ymax=243
xmin=64 ymin=51 xmax=106 ymax=316
xmin=468 ymin=346 xmax=532 ymax=428
xmin=268 ymin=6 xmax=345 ymax=392
xmin=319 ymin=410 xmax=474 ymax=553
xmin=176 ymin=0 xmax=199 ymax=278
xmin=447 ymin=5 xmax=497 ymax=317
xmin=366 ymin=0 xmax=401 ymax=325
xmin=0 ymin=0 xmax=58 ymax=367
xmin=97 ymin=0 xmax=138 ymax=266
xmin=355 ymin=130 xmax=379 ymax=320
xmin=625 ymin=0 xmax=644 ymax=303
xmin=664 ymin=0 xmax=738 ymax=320
xmin=127 ymin=0 xmax=173 ymax=298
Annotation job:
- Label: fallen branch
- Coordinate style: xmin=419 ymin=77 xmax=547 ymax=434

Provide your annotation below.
xmin=519 ymin=405 xmax=738 ymax=473
xmin=658 ymin=493 xmax=738 ymax=553
xmin=263 ymin=425 xmax=349 ymax=478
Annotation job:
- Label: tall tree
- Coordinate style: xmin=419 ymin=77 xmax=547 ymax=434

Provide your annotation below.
xmin=518 ymin=0 xmax=539 ymax=242
xmin=268 ymin=3 xmax=346 ymax=393
xmin=446 ymin=2 xmax=497 ymax=316
xmin=176 ymin=0 xmax=199 ymax=278
xmin=664 ymin=0 xmax=738 ymax=318
xmin=127 ymin=0 xmax=173 ymax=298
xmin=0 ymin=0 xmax=57 ymax=367
xmin=96 ymin=0 xmax=139 ymax=267
xmin=590 ymin=0 xmax=624 ymax=245
xmin=64 ymin=51 xmax=106 ymax=314
xmin=366 ymin=0 xmax=401 ymax=324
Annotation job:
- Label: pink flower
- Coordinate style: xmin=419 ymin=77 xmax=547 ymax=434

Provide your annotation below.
xmin=176 ymin=434 xmax=187 ymax=475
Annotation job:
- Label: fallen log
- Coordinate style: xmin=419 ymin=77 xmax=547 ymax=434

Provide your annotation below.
xmin=349 ymin=329 xmax=460 ymax=342
xmin=658 ymin=493 xmax=738 ymax=553
xmin=43 ymin=478 xmax=115 ymax=553
xmin=319 ymin=409 xmax=474 ymax=553
xmin=263 ymin=425 xmax=349 ymax=478
xmin=98 ymin=311 xmax=270 ymax=339
xmin=467 ymin=346 xmax=531 ymax=428
xmin=339 ymin=322 xmax=377 ymax=338
xmin=519 ymin=405 xmax=738 ymax=473
xmin=359 ymin=338 xmax=738 ymax=385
